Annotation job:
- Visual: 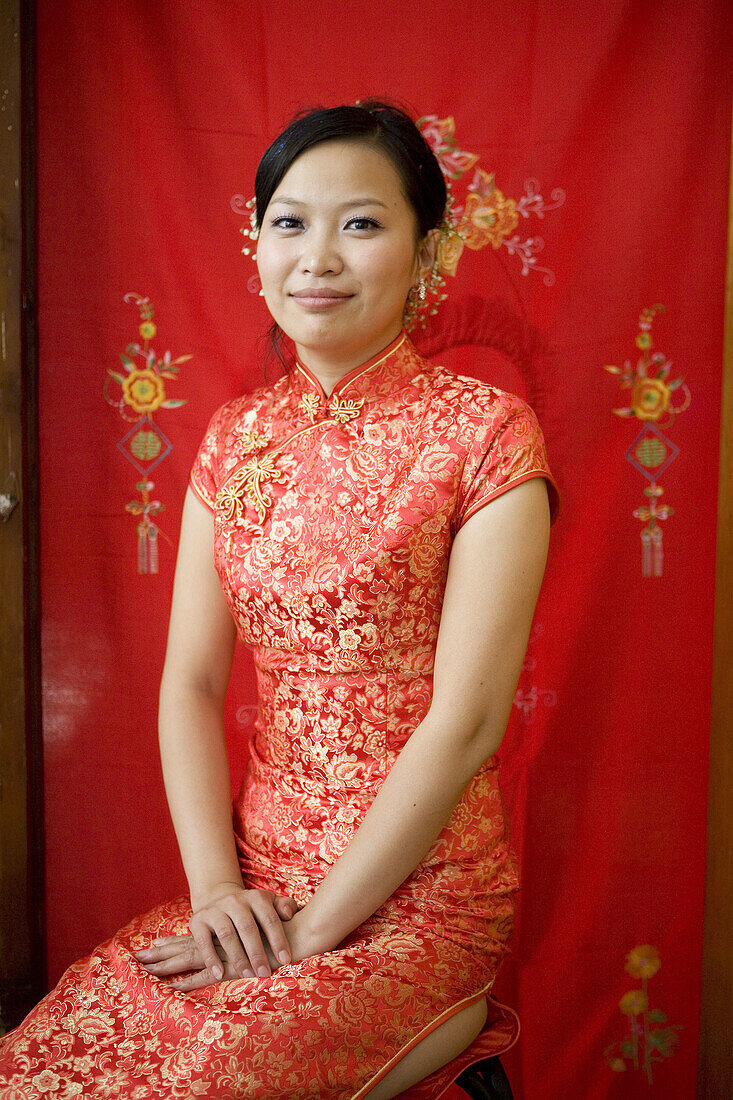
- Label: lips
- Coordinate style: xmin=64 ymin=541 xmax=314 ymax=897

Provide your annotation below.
xmin=290 ymin=287 xmax=354 ymax=311
xmin=291 ymin=288 xmax=352 ymax=300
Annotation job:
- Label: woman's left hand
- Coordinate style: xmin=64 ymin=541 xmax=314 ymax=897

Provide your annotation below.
xmin=134 ymin=933 xmax=254 ymax=991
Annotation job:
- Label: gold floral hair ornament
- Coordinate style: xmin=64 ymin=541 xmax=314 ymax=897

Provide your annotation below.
xmin=417 ymin=114 xmax=565 ymax=290
xmin=230 ymin=112 xmax=565 ymax=324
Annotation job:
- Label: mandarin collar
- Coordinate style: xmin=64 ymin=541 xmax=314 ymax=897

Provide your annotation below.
xmin=290 ymin=331 xmax=424 ymax=420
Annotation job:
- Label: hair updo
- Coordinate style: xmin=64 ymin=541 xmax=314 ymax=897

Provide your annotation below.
xmin=255 ymin=99 xmax=447 ymax=242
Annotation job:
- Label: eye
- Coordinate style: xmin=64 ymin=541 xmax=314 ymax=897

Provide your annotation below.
xmin=269 ymin=215 xmax=304 ymax=230
xmin=345 ymin=216 xmax=383 ymax=232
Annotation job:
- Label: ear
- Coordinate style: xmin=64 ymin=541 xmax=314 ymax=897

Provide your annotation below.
xmin=415 ymin=227 xmax=440 ymax=280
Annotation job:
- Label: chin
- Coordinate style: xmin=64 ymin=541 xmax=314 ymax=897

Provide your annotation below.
xmin=286 ymin=313 xmax=366 ymax=348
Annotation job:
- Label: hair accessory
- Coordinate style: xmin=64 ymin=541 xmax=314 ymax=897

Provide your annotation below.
xmin=240 ymin=197 xmax=260 ymax=254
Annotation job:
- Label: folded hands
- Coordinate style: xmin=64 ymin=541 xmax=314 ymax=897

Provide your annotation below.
xmin=133 ymin=883 xmax=307 ymax=992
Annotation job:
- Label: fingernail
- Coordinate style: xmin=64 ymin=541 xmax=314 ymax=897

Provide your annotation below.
xmin=257 ymin=965 xmax=270 ymax=977
xmin=242 ymin=968 xmax=253 ymax=978
xmin=278 ymin=950 xmax=290 ymax=964
xmin=212 ymin=965 xmax=223 ymax=980
xmin=152 ymin=937 xmax=166 ymax=945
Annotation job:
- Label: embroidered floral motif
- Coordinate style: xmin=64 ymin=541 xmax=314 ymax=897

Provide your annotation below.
xmin=604 ymin=305 xmax=690 ymax=576
xmin=103 ymin=293 xmax=193 ymax=574
xmin=417 ymin=115 xmax=565 ymax=288
xmin=216 ymin=451 xmax=287 ymax=525
xmin=604 ymin=944 xmax=683 ymax=1082
xmin=235 ymin=429 xmax=271 ymax=451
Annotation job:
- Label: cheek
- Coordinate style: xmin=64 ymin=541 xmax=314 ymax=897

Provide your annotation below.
xmin=255 ymin=241 xmax=288 ymax=293
xmin=359 ymin=241 xmax=416 ymax=294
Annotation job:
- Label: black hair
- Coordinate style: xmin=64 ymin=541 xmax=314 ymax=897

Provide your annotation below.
xmin=254 ymin=99 xmax=447 ymax=371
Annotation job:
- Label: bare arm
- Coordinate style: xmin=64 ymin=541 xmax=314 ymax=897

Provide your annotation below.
xmin=156 ymin=487 xmax=296 ymax=977
xmin=157 ymin=486 xmax=239 ymax=902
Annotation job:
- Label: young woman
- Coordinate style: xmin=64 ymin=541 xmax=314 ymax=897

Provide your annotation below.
xmin=0 ymin=101 xmax=560 ymax=1099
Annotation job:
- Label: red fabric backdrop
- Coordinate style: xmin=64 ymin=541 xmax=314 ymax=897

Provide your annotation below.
xmin=35 ymin=2 xmax=731 ymax=1096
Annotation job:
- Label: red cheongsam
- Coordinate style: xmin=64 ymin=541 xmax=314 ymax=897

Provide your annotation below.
xmin=0 ymin=330 xmax=559 ymax=1099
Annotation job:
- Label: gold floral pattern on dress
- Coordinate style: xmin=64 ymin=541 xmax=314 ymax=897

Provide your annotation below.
xmin=216 ymin=451 xmax=287 ymax=525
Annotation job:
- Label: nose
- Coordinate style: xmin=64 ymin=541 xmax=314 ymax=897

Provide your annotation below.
xmin=299 ymin=227 xmax=343 ymax=277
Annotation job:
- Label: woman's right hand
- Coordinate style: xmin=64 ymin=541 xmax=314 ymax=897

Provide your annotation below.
xmin=187 ymin=882 xmax=298 ymax=979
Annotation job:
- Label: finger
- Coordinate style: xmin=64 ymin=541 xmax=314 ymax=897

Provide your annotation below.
xmin=225 ymin=909 xmax=274 ymax=977
xmin=189 ymin=918 xmax=226 ymax=982
xmin=135 ymin=940 xmax=196 ymax=964
xmin=249 ymin=897 xmax=292 ymax=966
xmin=165 ymin=966 xmax=227 ymax=992
xmin=209 ymin=916 xmax=258 ymax=979
xmin=142 ymin=953 xmax=202 ymax=977
xmin=273 ymin=895 xmax=298 ymax=921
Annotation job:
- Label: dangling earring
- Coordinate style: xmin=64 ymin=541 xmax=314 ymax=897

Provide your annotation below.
xmin=403 ymin=276 xmax=428 ymax=332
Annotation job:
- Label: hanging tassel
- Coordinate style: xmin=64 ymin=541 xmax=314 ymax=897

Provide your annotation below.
xmin=640 ymin=529 xmax=651 ymax=577
xmin=148 ymin=523 xmax=159 ymax=574
xmin=651 ymin=526 xmax=663 ymax=577
xmin=137 ymin=522 xmax=148 ymax=573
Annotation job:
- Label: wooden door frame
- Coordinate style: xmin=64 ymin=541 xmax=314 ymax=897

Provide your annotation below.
xmin=0 ymin=0 xmax=44 ymax=1032
xmin=697 ymin=104 xmax=733 ymax=1098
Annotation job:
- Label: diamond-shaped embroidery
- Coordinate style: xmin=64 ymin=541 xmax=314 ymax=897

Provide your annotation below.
xmin=118 ymin=415 xmax=173 ymax=474
xmin=625 ymin=425 xmax=679 ymax=482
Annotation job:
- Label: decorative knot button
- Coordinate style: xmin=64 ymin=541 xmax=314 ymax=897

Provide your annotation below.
xmin=298 ymin=392 xmax=365 ymax=424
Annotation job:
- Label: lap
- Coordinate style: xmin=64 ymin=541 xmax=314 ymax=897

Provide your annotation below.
xmin=1 ymin=893 xmax=500 ymax=1099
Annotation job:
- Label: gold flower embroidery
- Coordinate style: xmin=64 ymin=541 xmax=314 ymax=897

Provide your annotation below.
xmin=630 ymin=378 xmax=671 ymax=421
xmin=624 ymin=944 xmax=661 ymax=979
xmin=121 ymin=367 xmax=166 ymax=413
xmin=236 ymin=429 xmax=272 ymax=451
xmin=618 ymin=989 xmax=648 ymax=1016
xmin=216 ymin=452 xmax=286 ymax=524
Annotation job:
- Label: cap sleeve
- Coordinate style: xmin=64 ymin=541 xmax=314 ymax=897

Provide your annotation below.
xmin=454 ymin=394 xmax=561 ymax=533
xmin=189 ymin=402 xmax=228 ymax=512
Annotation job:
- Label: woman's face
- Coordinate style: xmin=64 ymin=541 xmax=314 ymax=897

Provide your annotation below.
xmin=256 ymin=139 xmax=433 ymax=368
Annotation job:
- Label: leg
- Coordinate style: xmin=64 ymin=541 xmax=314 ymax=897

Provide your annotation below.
xmin=366 ymin=998 xmax=488 ymax=1100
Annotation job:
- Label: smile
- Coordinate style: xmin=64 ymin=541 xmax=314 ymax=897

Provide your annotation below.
xmin=290 ymin=289 xmax=353 ymax=310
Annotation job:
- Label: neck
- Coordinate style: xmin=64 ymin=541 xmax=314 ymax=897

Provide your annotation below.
xmin=295 ymin=324 xmax=404 ymax=398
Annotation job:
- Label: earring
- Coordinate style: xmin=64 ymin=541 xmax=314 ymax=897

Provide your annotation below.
xmin=403 ymin=277 xmax=428 ymax=332
xmin=403 ymin=260 xmax=448 ymax=332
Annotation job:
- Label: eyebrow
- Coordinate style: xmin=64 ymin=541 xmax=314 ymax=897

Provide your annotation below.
xmin=270 ymin=196 xmax=390 ymax=210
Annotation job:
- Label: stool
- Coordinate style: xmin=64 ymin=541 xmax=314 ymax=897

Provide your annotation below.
xmin=455 ymin=1057 xmax=513 ymax=1099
